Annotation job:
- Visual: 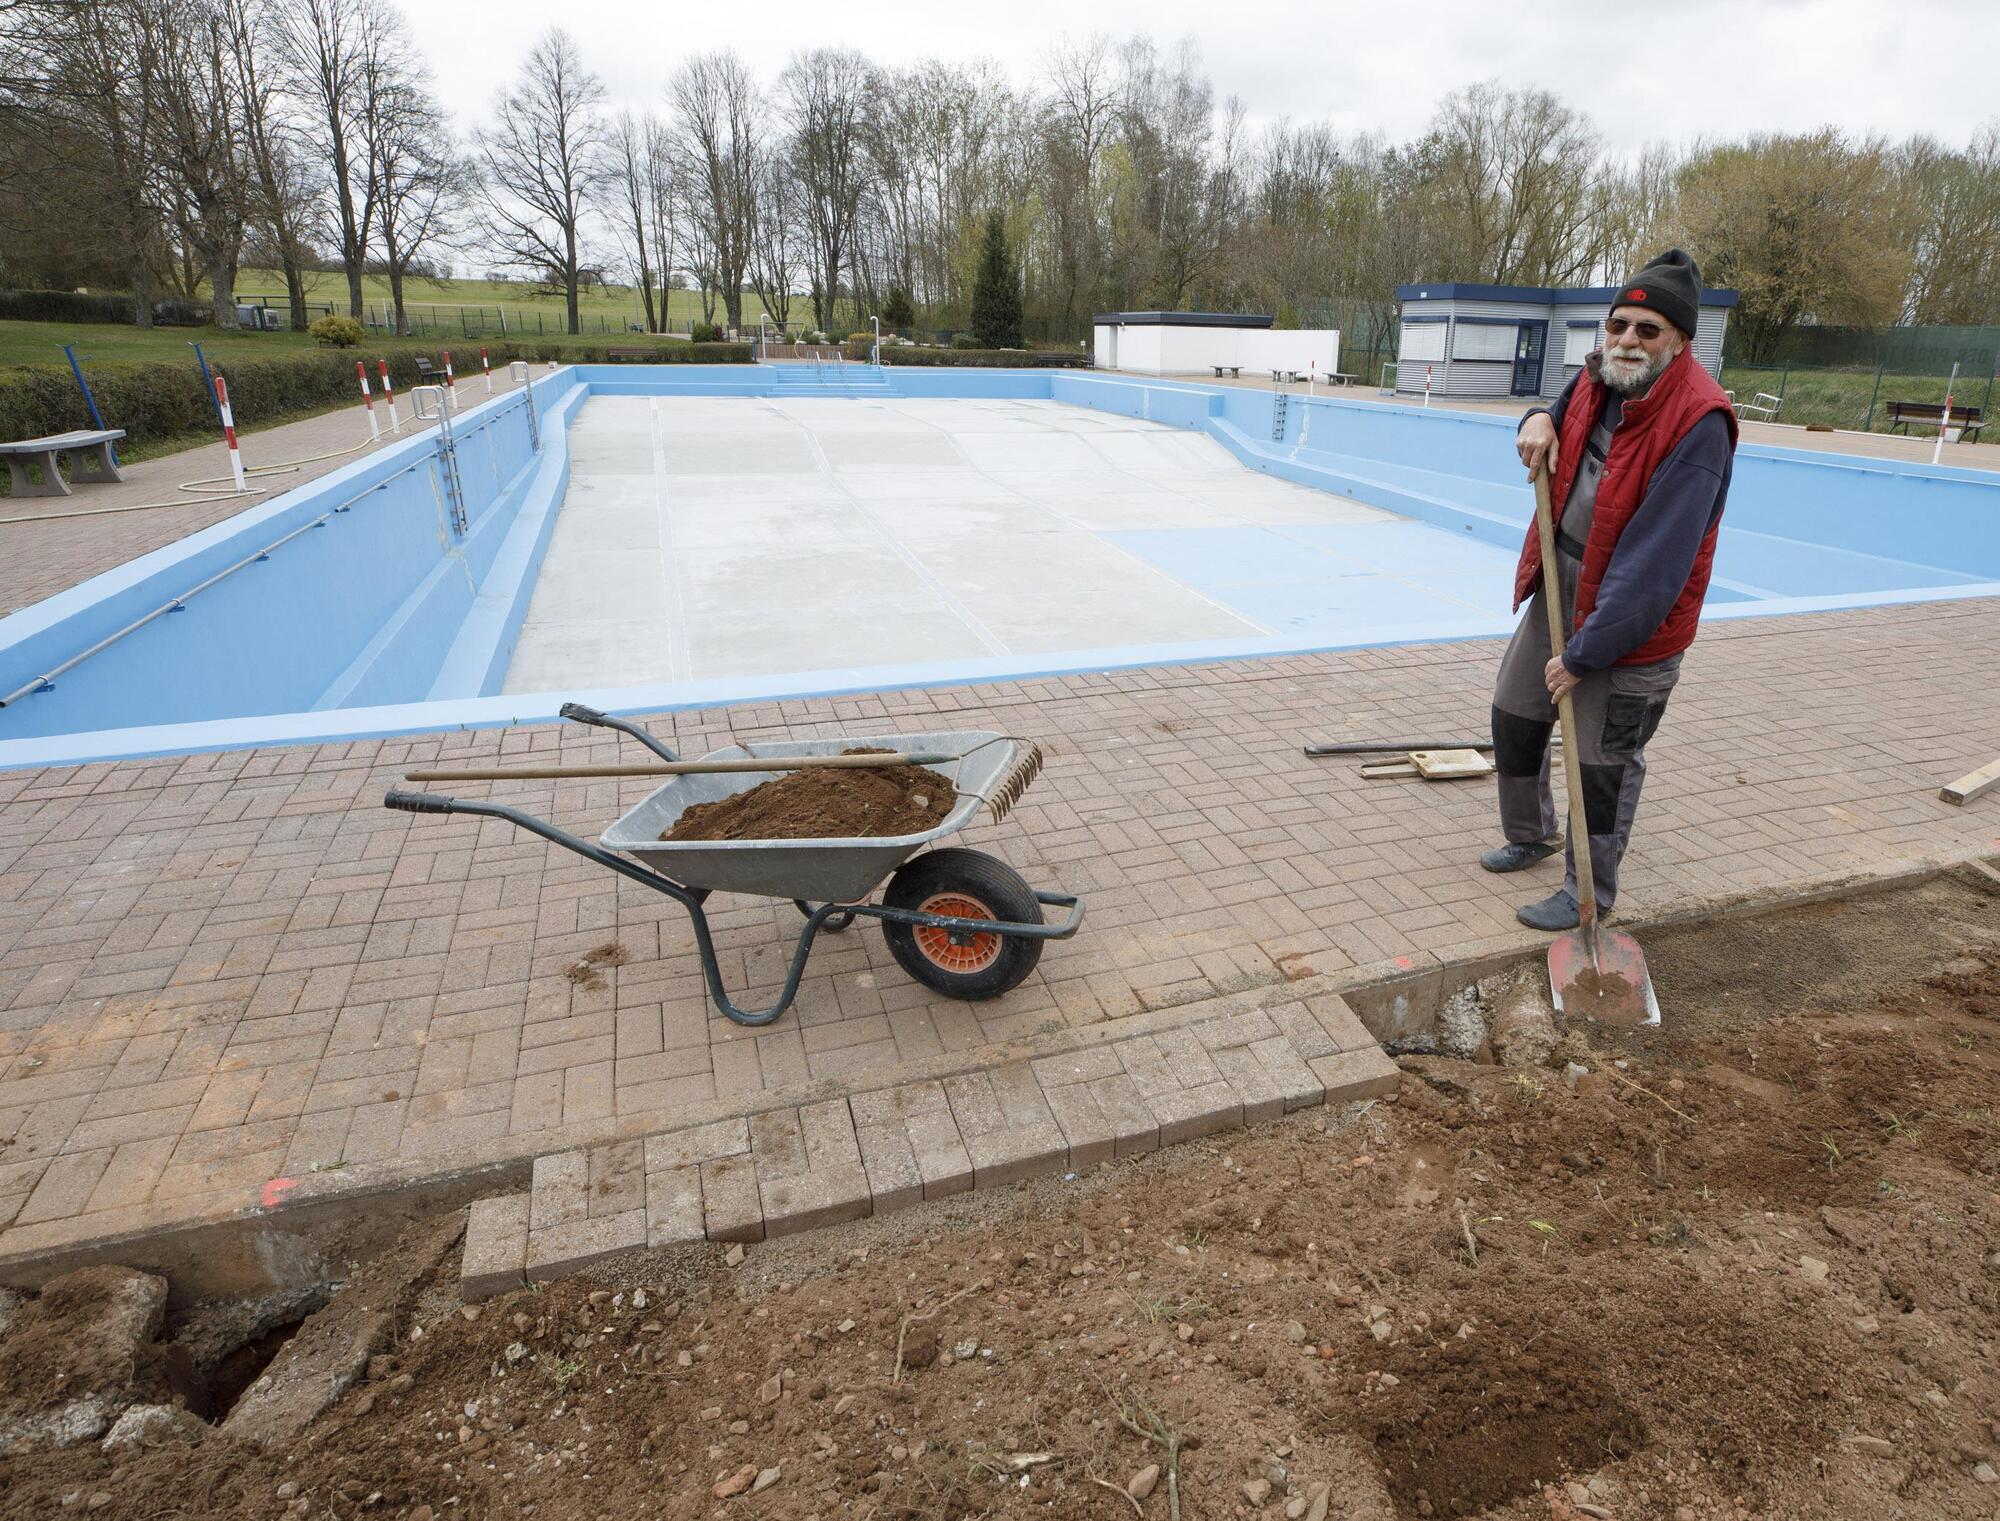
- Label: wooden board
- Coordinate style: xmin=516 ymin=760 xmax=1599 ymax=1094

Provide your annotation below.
xmin=1940 ymin=757 xmax=2000 ymax=807
xmin=1409 ymin=748 xmax=1496 ymax=780
xmin=1359 ymin=761 xmax=1419 ymax=779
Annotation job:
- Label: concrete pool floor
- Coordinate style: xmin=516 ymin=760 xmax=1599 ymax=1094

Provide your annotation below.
xmin=502 ymin=395 xmax=1514 ymax=694
xmin=1 ymin=595 xmax=1998 ymax=1274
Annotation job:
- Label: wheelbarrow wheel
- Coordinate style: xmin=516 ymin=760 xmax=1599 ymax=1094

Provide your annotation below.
xmin=882 ymin=848 xmax=1043 ymax=1001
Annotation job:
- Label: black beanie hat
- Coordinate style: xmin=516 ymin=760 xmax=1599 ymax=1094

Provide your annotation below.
xmin=1611 ymin=248 xmax=1702 ymax=338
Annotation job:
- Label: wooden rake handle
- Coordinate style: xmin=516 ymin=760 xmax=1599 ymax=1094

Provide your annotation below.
xmin=1533 ymin=468 xmax=1599 ymax=944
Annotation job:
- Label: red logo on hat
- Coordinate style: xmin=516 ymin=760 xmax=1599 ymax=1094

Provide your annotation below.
xmin=1630 ymin=288 xmax=1648 ymax=299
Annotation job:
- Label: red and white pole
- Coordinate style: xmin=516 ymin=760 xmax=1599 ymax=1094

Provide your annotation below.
xmin=1423 ymin=364 xmax=1433 ymax=408
xmin=378 ymin=360 xmax=400 ymax=428
xmin=357 ymin=360 xmax=379 ymax=442
xmin=1933 ymin=361 xmax=1959 ymax=465
xmin=481 ymin=346 xmax=492 ymax=393
xmin=443 ymin=349 xmax=458 ymax=410
xmin=214 ymin=373 xmax=247 ymax=493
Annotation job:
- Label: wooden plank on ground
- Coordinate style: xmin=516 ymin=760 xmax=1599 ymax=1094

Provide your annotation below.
xmin=1409 ymin=748 xmax=1496 ymax=780
xmin=1940 ymin=757 xmax=2000 ymax=807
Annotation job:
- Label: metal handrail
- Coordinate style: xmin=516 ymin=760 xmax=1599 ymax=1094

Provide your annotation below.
xmin=0 ymin=455 xmax=433 ymax=709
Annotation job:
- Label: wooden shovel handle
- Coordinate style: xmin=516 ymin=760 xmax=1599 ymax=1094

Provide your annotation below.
xmin=403 ymin=753 xmax=959 ymax=783
xmin=1533 ymin=468 xmax=1599 ymax=939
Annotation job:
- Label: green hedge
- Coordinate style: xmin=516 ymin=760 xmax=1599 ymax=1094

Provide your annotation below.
xmin=0 ymin=289 xmax=208 ymax=325
xmin=0 ymin=340 xmax=753 ymax=461
xmin=845 ymin=343 xmax=1091 ymax=369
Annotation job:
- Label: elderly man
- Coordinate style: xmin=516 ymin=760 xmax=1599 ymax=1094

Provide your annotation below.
xmin=1480 ymin=249 xmax=1739 ymax=930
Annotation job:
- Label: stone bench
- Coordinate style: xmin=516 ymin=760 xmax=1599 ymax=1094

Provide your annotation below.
xmin=0 ymin=429 xmax=126 ymax=498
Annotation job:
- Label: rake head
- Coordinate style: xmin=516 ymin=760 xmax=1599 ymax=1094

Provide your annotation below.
xmin=982 ymin=743 xmax=1044 ymax=824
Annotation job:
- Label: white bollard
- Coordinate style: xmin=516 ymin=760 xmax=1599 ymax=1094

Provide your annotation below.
xmin=378 ymin=360 xmax=400 ymax=429
xmin=357 ymin=360 xmax=379 ymax=442
xmin=1424 ymin=365 xmax=1433 ymax=407
xmin=443 ymin=349 xmax=458 ymax=410
xmin=214 ymin=373 xmax=247 ymax=493
xmin=1933 ymin=362 xmax=1959 ymax=466
xmin=482 ymin=347 xmax=493 ymax=393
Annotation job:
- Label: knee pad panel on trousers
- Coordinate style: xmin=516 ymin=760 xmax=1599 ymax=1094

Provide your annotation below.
xmin=1491 ymin=705 xmax=1553 ymax=778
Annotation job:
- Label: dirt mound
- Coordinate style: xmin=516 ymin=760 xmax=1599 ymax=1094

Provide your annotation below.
xmin=663 ymin=748 xmax=956 ymax=842
xmin=3 ymin=877 xmax=1997 ymax=1519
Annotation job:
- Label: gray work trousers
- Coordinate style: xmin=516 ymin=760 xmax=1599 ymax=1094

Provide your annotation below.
xmin=1490 ymin=551 xmax=1680 ymax=910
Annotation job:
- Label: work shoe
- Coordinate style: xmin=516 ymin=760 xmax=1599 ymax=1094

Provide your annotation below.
xmin=1515 ymin=890 xmax=1581 ymax=931
xmin=1479 ymin=838 xmax=1561 ymax=874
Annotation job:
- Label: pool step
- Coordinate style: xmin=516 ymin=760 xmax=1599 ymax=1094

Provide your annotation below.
xmin=460 ymin=991 xmax=1399 ymax=1298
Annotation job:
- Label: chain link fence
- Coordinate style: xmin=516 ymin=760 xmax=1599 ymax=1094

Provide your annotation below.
xmin=1720 ymin=325 xmax=1998 ymax=439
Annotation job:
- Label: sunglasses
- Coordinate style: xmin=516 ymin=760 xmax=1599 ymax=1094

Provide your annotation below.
xmin=1605 ymin=317 xmax=1666 ymax=341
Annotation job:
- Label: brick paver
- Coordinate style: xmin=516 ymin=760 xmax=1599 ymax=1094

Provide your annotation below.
xmin=1 ymin=596 xmax=1999 ymax=1267
xmin=485 ymin=988 xmax=1402 ymax=1294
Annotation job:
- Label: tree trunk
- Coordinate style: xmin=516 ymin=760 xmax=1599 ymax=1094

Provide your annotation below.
xmin=209 ymin=248 xmax=240 ymax=328
xmin=132 ymin=253 xmax=155 ymax=328
xmin=281 ymin=245 xmax=309 ymax=330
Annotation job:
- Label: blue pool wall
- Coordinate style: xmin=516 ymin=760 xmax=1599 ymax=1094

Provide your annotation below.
xmin=0 ymin=363 xmax=1995 ymax=770
xmin=0 ymin=371 xmax=581 ymax=742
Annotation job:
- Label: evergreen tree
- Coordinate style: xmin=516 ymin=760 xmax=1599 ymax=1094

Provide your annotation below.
xmin=968 ymin=211 xmax=1022 ymax=349
xmin=881 ymin=284 xmax=915 ymax=330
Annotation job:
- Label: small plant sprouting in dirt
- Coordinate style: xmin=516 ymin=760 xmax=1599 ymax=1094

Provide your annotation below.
xmin=1134 ymin=1295 xmax=1213 ymax=1324
xmin=1877 ymin=1178 xmax=1900 ymax=1197
xmin=1507 ymin=1071 xmax=1546 ymax=1103
xmin=1107 ymin=1388 xmax=1187 ymax=1521
xmin=1880 ymin=1112 xmax=1922 ymax=1144
xmin=1648 ymin=1216 xmax=1692 ymax=1250
xmin=1527 ymin=1219 xmax=1561 ymax=1255
xmin=547 ymin=1354 xmax=584 ymax=1393
xmin=1956 ymin=1033 xmax=1977 ymax=1050
xmin=1822 ymin=1138 xmax=1844 ymax=1172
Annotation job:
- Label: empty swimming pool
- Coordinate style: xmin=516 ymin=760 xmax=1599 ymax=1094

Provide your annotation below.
xmin=0 ymin=364 xmax=1994 ymax=769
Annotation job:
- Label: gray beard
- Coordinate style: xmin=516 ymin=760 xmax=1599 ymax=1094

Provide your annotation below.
xmin=1600 ymin=347 xmax=1671 ymax=396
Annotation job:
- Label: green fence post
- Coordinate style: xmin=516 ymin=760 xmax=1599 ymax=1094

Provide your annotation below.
xmin=1984 ymin=347 xmax=1997 ymax=423
xmin=1864 ymin=357 xmax=1884 ymax=433
xmin=1778 ymin=362 xmax=1789 ymax=406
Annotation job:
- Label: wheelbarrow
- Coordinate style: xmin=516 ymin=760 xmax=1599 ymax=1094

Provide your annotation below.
xmin=382 ymin=703 xmax=1083 ymax=1027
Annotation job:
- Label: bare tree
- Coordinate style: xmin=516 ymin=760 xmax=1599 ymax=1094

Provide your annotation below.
xmin=154 ymin=0 xmax=249 ymax=326
xmin=605 ymin=109 xmax=663 ymax=331
xmin=1899 ymin=124 xmax=2000 ymax=325
xmin=749 ymin=159 xmax=798 ymax=329
xmin=480 ymin=28 xmax=604 ymax=334
xmin=642 ymin=116 xmax=679 ymax=329
xmin=779 ymin=48 xmax=870 ymax=333
xmin=370 ymin=67 xmax=460 ymax=334
xmin=274 ymin=0 xmax=383 ymax=318
xmin=222 ymin=0 xmax=317 ymax=328
xmin=669 ymin=50 xmax=760 ymax=333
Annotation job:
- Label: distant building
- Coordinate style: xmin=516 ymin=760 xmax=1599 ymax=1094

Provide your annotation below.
xmin=1392 ymin=282 xmax=1738 ymax=401
xmin=1092 ymin=312 xmax=1340 ymax=378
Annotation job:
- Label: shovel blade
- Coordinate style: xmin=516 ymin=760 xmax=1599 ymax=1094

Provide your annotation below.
xmin=1548 ymin=925 xmax=1660 ymax=1027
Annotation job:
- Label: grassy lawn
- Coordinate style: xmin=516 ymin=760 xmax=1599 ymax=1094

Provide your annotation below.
xmin=1721 ymin=363 xmax=1996 ymax=437
xmin=98 ymin=270 xmax=807 ymax=339
xmin=0 ymin=321 xmax=732 ymax=369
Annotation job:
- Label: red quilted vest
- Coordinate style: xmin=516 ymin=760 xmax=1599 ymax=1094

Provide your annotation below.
xmin=1511 ymin=346 xmax=1739 ymax=665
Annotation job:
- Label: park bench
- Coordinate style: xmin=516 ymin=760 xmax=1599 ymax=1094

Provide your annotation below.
xmin=1886 ymin=399 xmax=1985 ymax=442
xmin=1270 ymin=369 xmax=1306 ymax=383
xmin=0 ymin=428 xmax=126 ymax=498
xmin=413 ymin=356 xmax=444 ymax=382
xmin=1326 ymin=371 xmax=1358 ymax=386
xmin=1211 ymin=364 xmax=1241 ymax=378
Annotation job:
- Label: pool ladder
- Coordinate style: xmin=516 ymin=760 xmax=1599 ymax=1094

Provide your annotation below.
xmin=412 ymin=385 xmax=469 ymax=535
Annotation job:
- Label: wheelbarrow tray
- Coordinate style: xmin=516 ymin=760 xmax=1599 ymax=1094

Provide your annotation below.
xmin=598 ymin=730 xmax=1009 ymax=903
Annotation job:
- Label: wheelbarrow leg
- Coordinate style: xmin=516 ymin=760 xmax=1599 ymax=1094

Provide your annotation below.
xmin=385 ymin=789 xmax=830 ymax=1028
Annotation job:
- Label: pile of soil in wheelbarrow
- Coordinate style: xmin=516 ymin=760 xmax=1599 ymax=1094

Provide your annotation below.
xmin=662 ymin=748 xmax=957 ymax=842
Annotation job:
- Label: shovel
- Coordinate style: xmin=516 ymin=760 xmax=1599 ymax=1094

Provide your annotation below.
xmin=1531 ymin=467 xmax=1661 ymax=1027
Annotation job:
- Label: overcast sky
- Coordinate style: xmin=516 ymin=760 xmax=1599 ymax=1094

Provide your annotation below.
xmin=403 ymin=0 xmax=1997 ymax=157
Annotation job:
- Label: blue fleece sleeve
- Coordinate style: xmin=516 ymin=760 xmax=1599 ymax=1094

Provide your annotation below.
xmin=1563 ymin=412 xmax=1733 ymax=673
xmin=1518 ymin=369 xmax=1579 ymax=439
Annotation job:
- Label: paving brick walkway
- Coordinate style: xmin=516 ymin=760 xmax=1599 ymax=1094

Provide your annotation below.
xmin=1 ymin=595 xmax=1998 ymax=1268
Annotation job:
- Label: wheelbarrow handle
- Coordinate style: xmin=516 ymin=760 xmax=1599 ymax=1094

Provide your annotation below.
xmin=384 ymin=788 xmax=457 ymax=814
xmin=557 ymin=701 xmax=680 ymax=762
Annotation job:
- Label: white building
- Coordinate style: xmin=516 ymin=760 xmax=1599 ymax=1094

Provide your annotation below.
xmin=1092 ymin=312 xmax=1340 ymax=378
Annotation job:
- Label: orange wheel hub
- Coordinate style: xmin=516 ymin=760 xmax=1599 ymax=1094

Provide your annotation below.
xmin=913 ymin=892 xmax=1002 ymax=973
